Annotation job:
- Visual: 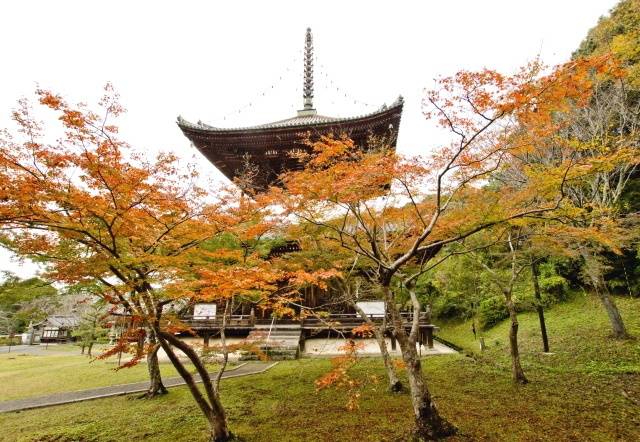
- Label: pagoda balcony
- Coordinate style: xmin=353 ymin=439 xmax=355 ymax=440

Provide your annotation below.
xmin=181 ymin=314 xmax=255 ymax=330
xmin=181 ymin=312 xmax=435 ymax=332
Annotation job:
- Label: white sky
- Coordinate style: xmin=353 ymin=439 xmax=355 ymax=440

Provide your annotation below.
xmin=0 ymin=0 xmax=619 ymax=278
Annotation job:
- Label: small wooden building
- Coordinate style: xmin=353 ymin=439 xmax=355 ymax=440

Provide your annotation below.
xmin=40 ymin=315 xmax=79 ymax=343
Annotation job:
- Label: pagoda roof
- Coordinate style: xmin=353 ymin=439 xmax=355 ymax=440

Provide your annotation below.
xmin=176 ymin=28 xmax=404 ymax=191
xmin=177 ymin=96 xmax=403 ymax=133
xmin=177 ymin=98 xmax=403 ymax=191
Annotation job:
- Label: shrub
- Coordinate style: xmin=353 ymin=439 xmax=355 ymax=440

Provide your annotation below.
xmin=478 ymin=296 xmax=509 ymax=330
xmin=539 ymin=275 xmax=569 ymax=304
xmin=433 ymin=293 xmax=474 ymax=319
xmin=0 ymin=336 xmax=22 ymax=346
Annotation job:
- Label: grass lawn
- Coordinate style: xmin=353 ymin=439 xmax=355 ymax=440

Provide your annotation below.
xmin=0 ymin=347 xmax=226 ymax=402
xmin=0 ymin=293 xmax=638 ymax=441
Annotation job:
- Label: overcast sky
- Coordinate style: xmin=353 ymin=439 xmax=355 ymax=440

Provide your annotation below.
xmin=0 ymin=0 xmax=619 ymax=278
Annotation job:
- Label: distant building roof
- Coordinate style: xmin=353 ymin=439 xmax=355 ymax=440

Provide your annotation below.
xmin=45 ymin=315 xmax=80 ymax=328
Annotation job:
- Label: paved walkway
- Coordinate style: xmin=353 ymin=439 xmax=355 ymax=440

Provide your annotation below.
xmin=304 ymin=339 xmax=456 ymax=357
xmin=0 ymin=361 xmax=277 ymax=413
xmin=0 ymin=344 xmax=73 ymax=356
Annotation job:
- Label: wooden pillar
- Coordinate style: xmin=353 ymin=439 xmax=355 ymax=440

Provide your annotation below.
xmin=299 ymin=333 xmax=306 ymax=352
xmin=203 ymin=333 xmax=210 ymax=348
xmin=426 ymin=327 xmax=434 ymax=349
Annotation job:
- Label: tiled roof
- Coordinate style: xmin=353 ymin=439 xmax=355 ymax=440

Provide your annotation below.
xmin=177 ymin=96 xmax=404 ymax=133
xmin=45 ymin=315 xmax=80 ymax=328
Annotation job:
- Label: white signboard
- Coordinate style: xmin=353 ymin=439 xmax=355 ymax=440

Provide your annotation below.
xmin=356 ymin=301 xmax=385 ymax=318
xmin=193 ymin=303 xmax=217 ymax=319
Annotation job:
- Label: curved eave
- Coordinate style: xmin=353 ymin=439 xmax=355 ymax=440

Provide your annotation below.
xmin=176 ymin=100 xmax=404 ymax=137
xmin=177 ymin=99 xmax=403 ymax=190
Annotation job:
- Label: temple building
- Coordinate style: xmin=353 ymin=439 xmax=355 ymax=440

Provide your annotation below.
xmin=176 ymin=29 xmax=439 ymax=359
xmin=177 ymin=28 xmax=404 ymax=191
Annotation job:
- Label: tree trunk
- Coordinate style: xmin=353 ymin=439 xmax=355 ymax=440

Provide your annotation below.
xmin=530 ymin=261 xmax=550 ymax=352
xmin=214 ymin=300 xmax=231 ymax=392
xmin=395 ymin=330 xmax=456 ymax=439
xmin=580 ymin=249 xmax=628 ymax=339
xmin=597 ymin=278 xmax=628 ymax=339
xmin=87 ymin=342 xmax=94 ymax=357
xmin=375 ymin=327 xmax=403 ymax=393
xmin=157 ymin=330 xmax=232 ymax=441
xmin=386 ymin=289 xmax=455 ymax=440
xmin=352 ymin=301 xmax=403 ymax=392
xmin=505 ymin=297 xmax=528 ymax=384
xmin=144 ymin=329 xmax=168 ymax=398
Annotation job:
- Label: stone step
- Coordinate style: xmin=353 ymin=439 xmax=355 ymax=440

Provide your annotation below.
xmin=247 ymin=331 xmax=302 ymax=339
xmin=248 ymin=327 xmax=302 ymax=332
xmin=240 ymin=355 xmax=295 ymax=361
xmin=250 ymin=339 xmax=300 ymax=348
xmin=257 ymin=340 xmax=299 ymax=345
xmin=249 ymin=335 xmax=301 ymax=341
xmin=240 ymin=348 xmax=298 ymax=361
xmin=253 ymin=324 xmax=302 ymax=329
xmin=259 ymin=344 xmax=299 ymax=350
xmin=243 ymin=326 xmax=302 ymax=360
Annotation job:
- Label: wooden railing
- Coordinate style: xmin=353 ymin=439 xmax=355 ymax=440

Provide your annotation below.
xmin=181 ymin=312 xmax=434 ymax=330
xmin=301 ymin=312 xmax=432 ymax=329
xmin=181 ymin=314 xmax=255 ymax=329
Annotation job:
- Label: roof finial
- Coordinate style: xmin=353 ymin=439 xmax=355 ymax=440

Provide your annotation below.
xmin=298 ymin=27 xmax=317 ymax=116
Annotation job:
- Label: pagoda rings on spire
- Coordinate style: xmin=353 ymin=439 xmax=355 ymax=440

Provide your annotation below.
xmin=298 ymin=28 xmax=316 ymax=117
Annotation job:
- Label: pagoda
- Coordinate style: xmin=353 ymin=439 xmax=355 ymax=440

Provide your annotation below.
xmin=177 ymin=28 xmax=404 ymax=191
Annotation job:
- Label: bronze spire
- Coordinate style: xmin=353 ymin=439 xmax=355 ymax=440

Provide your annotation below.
xmin=298 ymin=27 xmax=316 ymax=116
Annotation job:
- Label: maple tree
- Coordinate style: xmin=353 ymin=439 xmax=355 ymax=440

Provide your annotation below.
xmin=72 ymin=299 xmax=109 ymax=357
xmin=0 ymin=86 xmax=255 ymax=441
xmin=273 ymin=220 xmax=404 ymax=392
xmin=315 ymin=334 xmax=383 ymax=411
xmin=270 ymin=55 xmax=620 ymax=439
xmin=576 ymin=0 xmax=640 ymax=86
xmin=513 ymin=227 xmax=553 ymax=353
xmin=336 ymin=275 xmax=403 ymax=392
xmin=469 ymin=228 xmax=534 ymax=383
xmin=0 ymin=85 xmax=341 ymax=441
xmin=186 ymin=219 xmax=338 ymax=381
xmin=498 ymin=62 xmax=640 ymax=339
